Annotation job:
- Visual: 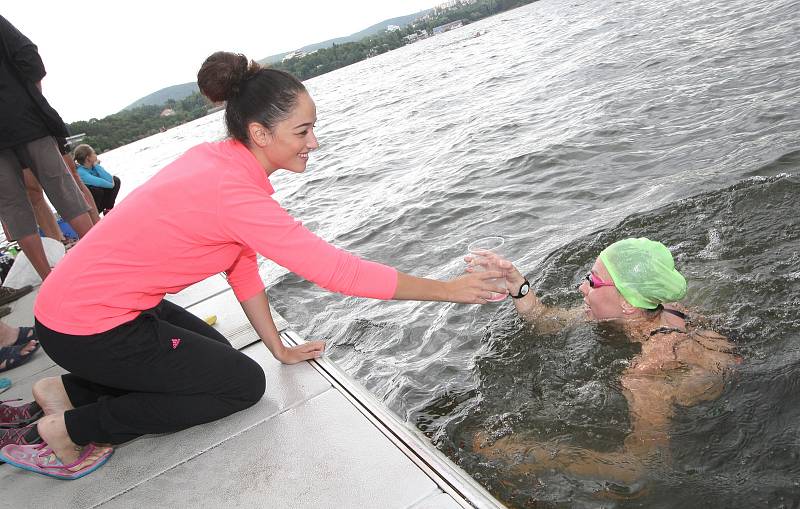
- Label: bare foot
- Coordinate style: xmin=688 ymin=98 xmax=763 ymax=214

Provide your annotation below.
xmin=37 ymin=413 xmax=111 ymax=471
xmin=33 ymin=376 xmax=74 ymax=415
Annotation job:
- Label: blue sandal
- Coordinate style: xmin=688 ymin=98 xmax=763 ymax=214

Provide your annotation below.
xmin=13 ymin=327 xmax=37 ymax=347
xmin=0 ymin=344 xmax=39 ymax=374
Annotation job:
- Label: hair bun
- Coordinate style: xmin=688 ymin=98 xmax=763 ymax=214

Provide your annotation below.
xmin=197 ymin=51 xmax=259 ymax=102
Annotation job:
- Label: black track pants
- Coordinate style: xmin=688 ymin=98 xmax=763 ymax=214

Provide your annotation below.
xmin=35 ymin=299 xmax=266 ymax=445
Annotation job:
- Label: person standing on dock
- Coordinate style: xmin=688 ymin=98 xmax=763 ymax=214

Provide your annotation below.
xmin=0 ymin=51 xmax=507 ymax=479
xmin=0 ymin=15 xmax=94 ymax=281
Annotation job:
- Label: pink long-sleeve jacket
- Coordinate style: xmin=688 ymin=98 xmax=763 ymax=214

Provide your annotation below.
xmin=35 ymin=139 xmax=397 ymax=335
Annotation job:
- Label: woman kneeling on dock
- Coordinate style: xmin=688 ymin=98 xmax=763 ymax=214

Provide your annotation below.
xmin=0 ymin=51 xmax=505 ymax=479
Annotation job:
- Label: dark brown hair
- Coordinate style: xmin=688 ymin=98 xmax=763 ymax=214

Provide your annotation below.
xmin=197 ymin=51 xmax=306 ymax=144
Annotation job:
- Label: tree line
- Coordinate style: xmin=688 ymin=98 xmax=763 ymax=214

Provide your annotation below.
xmin=68 ymin=0 xmax=537 ymax=154
xmin=273 ymin=0 xmax=537 ymax=80
xmin=67 ymin=92 xmax=211 ymax=154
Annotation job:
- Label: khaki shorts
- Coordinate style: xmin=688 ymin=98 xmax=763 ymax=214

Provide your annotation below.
xmin=0 ymin=136 xmax=89 ymax=239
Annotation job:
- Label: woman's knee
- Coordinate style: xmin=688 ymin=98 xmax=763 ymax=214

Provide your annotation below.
xmin=234 ymin=355 xmax=266 ymax=405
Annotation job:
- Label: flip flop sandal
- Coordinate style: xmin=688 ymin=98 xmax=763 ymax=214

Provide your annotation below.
xmin=0 ymin=400 xmax=43 ymax=428
xmin=0 ymin=343 xmax=40 ymax=374
xmin=0 ymin=378 xmax=10 ymax=394
xmin=0 ymin=442 xmax=113 ymax=480
xmin=12 ymin=327 xmax=37 ymax=347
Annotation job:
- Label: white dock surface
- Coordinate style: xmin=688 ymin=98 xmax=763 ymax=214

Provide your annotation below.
xmin=0 ymin=279 xmax=504 ymax=508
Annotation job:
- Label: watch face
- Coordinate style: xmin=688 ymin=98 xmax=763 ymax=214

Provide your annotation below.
xmin=520 ymin=284 xmax=529 ymax=296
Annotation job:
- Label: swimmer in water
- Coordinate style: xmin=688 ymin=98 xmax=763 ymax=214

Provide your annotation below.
xmin=469 ymin=237 xmax=739 ymax=486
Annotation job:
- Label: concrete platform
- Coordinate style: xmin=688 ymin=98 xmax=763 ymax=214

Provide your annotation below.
xmin=0 ymin=278 xmax=504 ymax=508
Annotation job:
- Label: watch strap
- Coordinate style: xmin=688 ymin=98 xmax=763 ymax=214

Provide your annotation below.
xmin=511 ymin=279 xmax=530 ymax=299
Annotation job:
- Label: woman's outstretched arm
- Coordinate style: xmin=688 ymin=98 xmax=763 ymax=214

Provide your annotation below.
xmin=392 ymin=270 xmax=507 ymax=304
xmin=220 ymin=172 xmax=508 ymax=305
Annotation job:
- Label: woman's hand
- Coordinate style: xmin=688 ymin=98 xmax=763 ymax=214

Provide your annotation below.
xmin=464 ymin=253 xmax=525 ymax=293
xmin=274 ymin=340 xmax=326 ymax=365
xmin=445 ymin=270 xmax=508 ymax=304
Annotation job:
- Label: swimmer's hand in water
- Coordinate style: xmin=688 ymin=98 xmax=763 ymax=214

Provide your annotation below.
xmin=275 ymin=340 xmax=326 ymax=364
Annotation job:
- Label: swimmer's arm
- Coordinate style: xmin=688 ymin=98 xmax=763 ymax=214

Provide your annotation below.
xmin=240 ymin=291 xmax=325 ymax=365
xmin=474 ymin=432 xmax=647 ymax=485
xmin=464 ymin=253 xmax=578 ymax=329
xmin=620 ymin=375 xmax=673 ymax=456
xmin=502 ymin=262 xmax=581 ymax=330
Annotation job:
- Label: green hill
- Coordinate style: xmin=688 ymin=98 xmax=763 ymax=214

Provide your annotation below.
xmin=124 ymin=82 xmax=200 ymax=110
xmin=68 ymin=0 xmax=535 ymax=155
xmin=258 ymin=10 xmax=430 ymax=64
xmin=124 ymin=9 xmax=430 ymax=110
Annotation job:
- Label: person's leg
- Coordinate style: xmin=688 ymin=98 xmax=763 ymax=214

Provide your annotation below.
xmin=34 ymin=309 xmax=265 ymax=462
xmin=67 ymin=213 xmax=93 ymax=237
xmin=105 ymin=176 xmax=121 ymax=211
xmin=15 ymin=235 xmax=51 ymax=280
xmin=23 ymin=169 xmax=63 ymax=241
xmin=63 ymin=154 xmax=100 ymax=224
xmin=0 ymin=148 xmax=51 ymax=281
xmin=155 ymin=299 xmax=229 ymax=345
xmin=86 ymin=185 xmax=108 ymax=214
xmin=24 ymin=137 xmax=92 ymax=239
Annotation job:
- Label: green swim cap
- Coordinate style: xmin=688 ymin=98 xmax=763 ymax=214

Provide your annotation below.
xmin=598 ymin=238 xmax=687 ymax=310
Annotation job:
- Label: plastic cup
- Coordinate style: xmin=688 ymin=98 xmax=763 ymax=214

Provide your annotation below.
xmin=467 ymin=236 xmax=506 ymax=302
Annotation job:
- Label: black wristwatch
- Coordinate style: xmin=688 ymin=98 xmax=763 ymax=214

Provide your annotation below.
xmin=511 ymin=279 xmax=530 ymax=299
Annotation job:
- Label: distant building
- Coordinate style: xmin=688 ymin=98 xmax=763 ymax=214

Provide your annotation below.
xmin=435 ymin=0 xmax=462 ymax=9
xmin=387 ymin=24 xmax=400 ymax=32
xmin=425 ymin=0 xmax=477 ymax=18
xmin=432 ymin=20 xmax=464 ymax=35
xmin=403 ymin=30 xmax=430 ymax=43
xmin=282 ymin=50 xmax=306 ymax=62
xmin=159 ymin=108 xmax=176 ymax=117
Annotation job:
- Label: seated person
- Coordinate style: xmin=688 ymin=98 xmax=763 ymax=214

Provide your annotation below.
xmin=73 ymin=144 xmax=121 ymax=215
xmin=58 ymin=138 xmax=100 ymax=224
xmin=470 ymin=237 xmax=739 ymax=485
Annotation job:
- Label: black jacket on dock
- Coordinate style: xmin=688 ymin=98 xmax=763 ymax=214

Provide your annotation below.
xmin=0 ymin=14 xmax=69 ymax=150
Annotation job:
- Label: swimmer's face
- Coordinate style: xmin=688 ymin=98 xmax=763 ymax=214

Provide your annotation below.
xmin=579 ymin=258 xmax=626 ymax=321
xmin=252 ymin=91 xmax=319 ymax=175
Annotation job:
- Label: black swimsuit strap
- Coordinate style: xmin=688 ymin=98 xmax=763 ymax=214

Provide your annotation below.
xmin=649 ymin=326 xmax=687 ymax=337
xmin=659 ymin=306 xmax=688 ymax=321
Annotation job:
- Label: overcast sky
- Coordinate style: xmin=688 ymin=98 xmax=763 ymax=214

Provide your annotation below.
xmin=3 ymin=1 xmax=440 ymax=123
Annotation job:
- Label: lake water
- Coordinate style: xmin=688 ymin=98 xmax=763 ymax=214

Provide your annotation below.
xmin=94 ymin=0 xmax=800 ymax=505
